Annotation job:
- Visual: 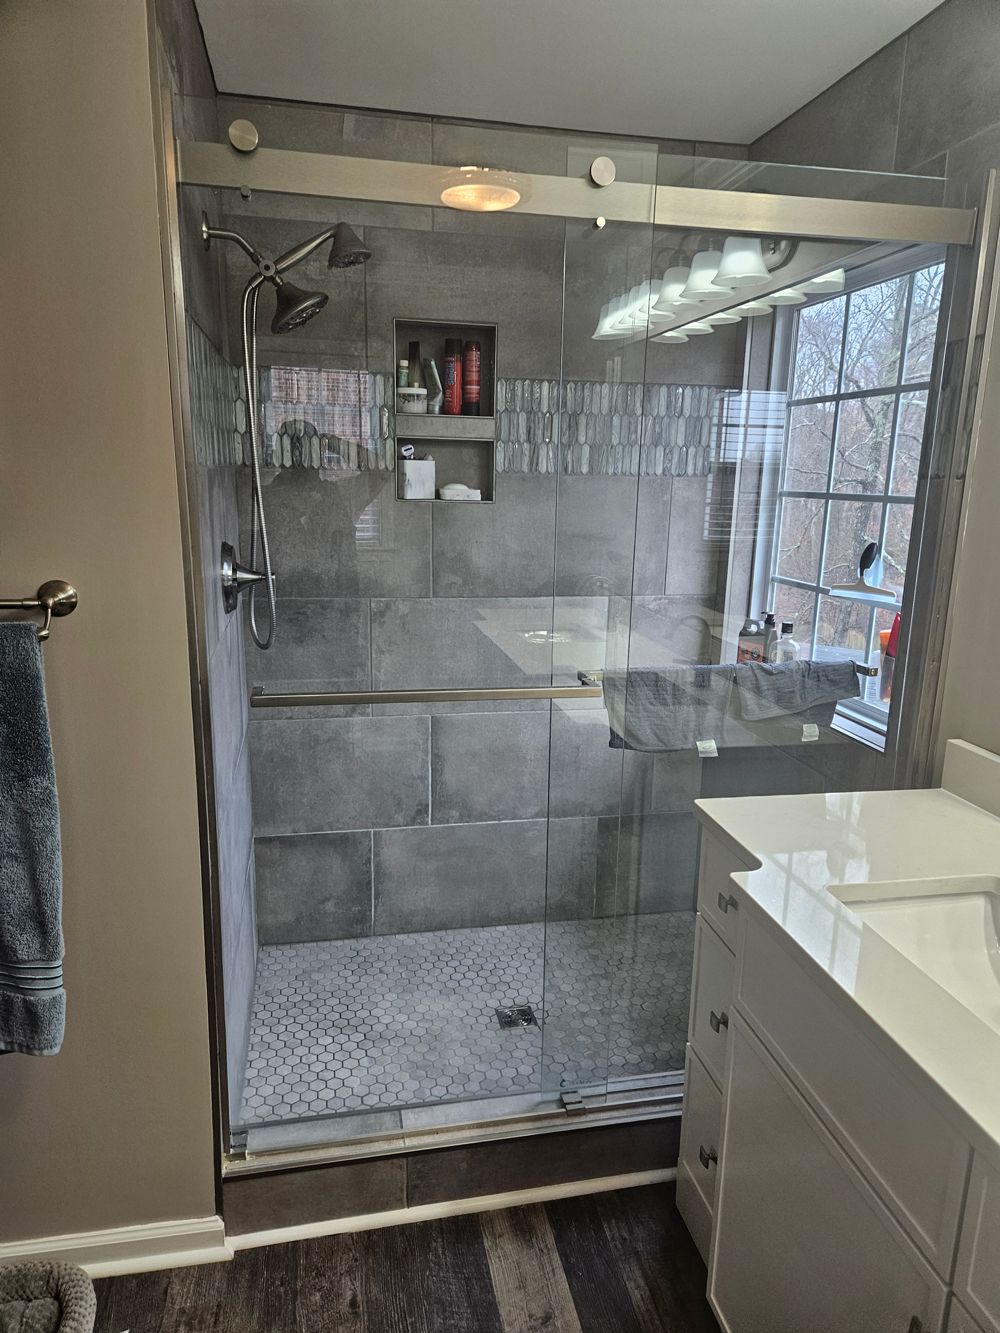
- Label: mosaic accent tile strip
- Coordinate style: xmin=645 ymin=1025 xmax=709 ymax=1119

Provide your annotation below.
xmin=186 ymin=318 xmax=244 ymax=467
xmin=247 ymin=366 xmax=727 ymax=479
xmin=238 ymin=913 xmax=693 ymax=1128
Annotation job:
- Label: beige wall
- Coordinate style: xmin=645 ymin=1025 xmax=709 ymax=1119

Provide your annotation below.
xmin=0 ymin=1 xmax=217 ymax=1240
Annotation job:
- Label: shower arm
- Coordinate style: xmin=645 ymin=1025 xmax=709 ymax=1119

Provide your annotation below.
xmin=273 ymin=228 xmax=337 ymax=274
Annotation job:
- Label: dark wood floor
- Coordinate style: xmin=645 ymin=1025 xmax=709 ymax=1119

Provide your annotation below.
xmin=94 ymin=1184 xmax=720 ymax=1332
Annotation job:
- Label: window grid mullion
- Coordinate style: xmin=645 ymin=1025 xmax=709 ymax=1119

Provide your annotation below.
xmin=811 ymin=287 xmax=852 ymax=660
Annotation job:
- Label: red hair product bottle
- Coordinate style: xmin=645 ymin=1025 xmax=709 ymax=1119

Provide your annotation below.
xmin=444 ymin=338 xmax=463 ymax=415
xmin=462 ymin=340 xmax=481 ymax=415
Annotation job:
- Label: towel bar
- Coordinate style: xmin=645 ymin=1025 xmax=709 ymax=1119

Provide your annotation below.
xmin=0 ymin=580 xmax=78 ymax=641
xmin=250 ymin=682 xmax=603 ymax=707
xmin=581 ymin=663 xmax=880 ymax=681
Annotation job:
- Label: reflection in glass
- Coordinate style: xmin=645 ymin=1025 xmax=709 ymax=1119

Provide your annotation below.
xmin=832 ymin=395 xmax=895 ymax=494
xmin=840 ymin=276 xmax=907 ymax=393
xmin=785 ymin=401 xmax=835 ymax=490
xmin=792 ymin=295 xmax=846 ymax=398
xmin=777 ymin=496 xmax=825 ymax=584
xmin=890 ymin=391 xmax=929 ymax=495
xmin=823 ymin=499 xmax=883 ymax=586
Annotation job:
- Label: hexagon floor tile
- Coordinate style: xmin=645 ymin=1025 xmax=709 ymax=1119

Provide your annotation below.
xmin=237 ymin=912 xmax=693 ymax=1128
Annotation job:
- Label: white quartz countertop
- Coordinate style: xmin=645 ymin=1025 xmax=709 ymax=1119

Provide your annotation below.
xmin=695 ymin=771 xmax=1000 ymax=1166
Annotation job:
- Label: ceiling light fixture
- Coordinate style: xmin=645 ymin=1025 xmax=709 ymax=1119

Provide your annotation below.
xmin=440 ymin=166 xmax=521 ymax=212
xmin=715 ymin=236 xmax=771 ymax=288
xmin=680 ymin=250 xmax=734 ymax=301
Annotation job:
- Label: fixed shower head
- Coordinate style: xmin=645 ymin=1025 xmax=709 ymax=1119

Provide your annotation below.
xmin=328 ymin=222 xmax=371 ymax=269
xmin=271 ymin=280 xmax=329 ymax=334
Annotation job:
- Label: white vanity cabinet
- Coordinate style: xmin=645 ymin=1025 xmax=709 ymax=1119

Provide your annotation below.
xmin=679 ymin=826 xmax=992 ymax=1333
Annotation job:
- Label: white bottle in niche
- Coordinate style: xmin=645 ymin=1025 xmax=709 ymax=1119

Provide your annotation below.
xmin=400 ymin=455 xmax=436 ymax=499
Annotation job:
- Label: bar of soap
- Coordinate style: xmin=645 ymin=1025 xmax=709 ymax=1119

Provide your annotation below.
xmin=439 ymin=484 xmax=481 ymax=501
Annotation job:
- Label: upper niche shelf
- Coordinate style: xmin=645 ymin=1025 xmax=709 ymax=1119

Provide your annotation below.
xmin=396 ymin=415 xmax=496 ymax=441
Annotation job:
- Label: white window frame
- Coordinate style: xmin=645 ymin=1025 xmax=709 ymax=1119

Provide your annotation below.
xmin=753 ymin=246 xmax=946 ymax=747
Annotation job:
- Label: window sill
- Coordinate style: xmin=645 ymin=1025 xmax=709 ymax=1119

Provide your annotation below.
xmin=832 ymin=702 xmax=888 ymax=753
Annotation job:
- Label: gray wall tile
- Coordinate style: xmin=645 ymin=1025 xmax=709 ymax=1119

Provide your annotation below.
xmin=596 ymin=812 xmax=701 ymax=916
xmin=628 ymin=595 xmax=715 ymax=668
xmin=255 ymin=832 xmax=373 ymax=944
xmin=244 ymin=597 xmax=371 ymax=693
xmin=371 ymin=597 xmax=554 ymax=689
xmin=209 ymin=611 xmax=249 ymax=787
xmin=223 ymin=855 xmax=257 ymax=1123
xmin=547 ymin=707 xmax=654 ymax=817
xmin=250 ymin=715 xmax=430 ymax=835
xmin=431 ymin=712 xmax=549 ymax=824
xmin=217 ymin=96 xmax=434 ymax=161
xmin=373 ymin=821 xmax=547 ymax=933
xmin=217 ymin=736 xmax=254 ymax=926
xmin=257 ymin=469 xmax=431 ymax=598
xmin=699 ymin=744 xmax=825 ymax=799
xmin=195 ymin=462 xmax=241 ymax=655
xmin=896 ymin=0 xmax=1000 ymax=169
xmin=651 ymin=749 xmax=703 ymax=814
xmin=664 ymin=476 xmax=721 ymax=598
xmin=432 ymin=475 xmax=557 ymax=598
xmin=554 ymin=476 xmax=640 ymax=597
xmin=545 ymin=817 xmax=599 ymax=920
xmin=945 ymin=122 xmax=1000 ymax=202
xmin=223 ymin=1156 xmax=406 ymax=1234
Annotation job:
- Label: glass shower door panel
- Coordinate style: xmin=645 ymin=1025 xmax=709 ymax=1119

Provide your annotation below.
xmin=541 ymin=212 xmax=657 ymax=1099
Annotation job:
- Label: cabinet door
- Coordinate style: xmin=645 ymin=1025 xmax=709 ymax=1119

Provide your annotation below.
xmin=710 ymin=1016 xmax=947 ymax=1333
xmin=955 ymin=1154 xmax=1000 ymax=1330
xmin=690 ymin=917 xmax=735 ymax=1087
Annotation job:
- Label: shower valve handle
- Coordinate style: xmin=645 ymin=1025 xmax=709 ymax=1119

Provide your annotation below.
xmin=221 ymin=541 xmax=266 ymax=614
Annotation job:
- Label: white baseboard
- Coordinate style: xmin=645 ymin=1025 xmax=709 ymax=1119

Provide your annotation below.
xmin=0 ymin=1215 xmax=232 ymax=1278
xmin=229 ymin=1167 xmax=676 ymax=1252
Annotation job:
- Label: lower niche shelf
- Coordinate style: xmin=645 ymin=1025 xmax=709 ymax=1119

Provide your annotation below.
xmin=395 ymin=437 xmax=495 ymax=502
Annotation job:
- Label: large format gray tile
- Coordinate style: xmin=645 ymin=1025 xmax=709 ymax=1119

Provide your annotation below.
xmin=217 ymin=96 xmax=434 ymax=161
xmin=651 ymin=749 xmax=703 ymax=814
xmin=432 ymin=475 xmax=557 ymax=597
xmin=752 ymin=37 xmax=906 ymax=171
xmin=243 ymin=597 xmax=370 ymax=693
xmin=209 ymin=611 xmax=249 ymax=787
xmin=254 ymin=831 xmax=373 ymax=944
xmin=664 ymin=475 xmax=720 ymax=597
xmin=258 ymin=469 xmax=431 ymax=598
xmin=896 ymin=0 xmax=1000 ymax=170
xmin=249 ymin=715 xmax=429 ymax=834
xmin=222 ymin=1157 xmax=407 ymax=1234
xmin=224 ymin=856 xmax=257 ymax=1125
xmin=547 ymin=707 xmax=654 ymax=817
xmin=554 ymin=476 xmax=641 ymax=597
xmin=699 ymin=744 xmax=825 ymax=799
xmin=217 ymin=734 xmax=254 ymax=924
xmin=544 ymin=817 xmax=599 ymax=920
xmin=195 ymin=461 xmax=240 ymax=655
xmin=373 ymin=821 xmax=548 ymax=933
xmin=431 ymin=712 xmax=549 ymax=824
xmin=364 ymin=226 xmax=564 ymax=379
xmin=371 ymin=597 xmax=554 ymax=690
xmin=596 ymin=812 xmax=701 ymax=916
xmin=945 ymin=121 xmax=1000 ymax=203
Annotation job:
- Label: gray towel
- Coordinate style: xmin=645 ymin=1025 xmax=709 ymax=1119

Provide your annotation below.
xmin=736 ymin=659 xmax=860 ymax=723
xmin=605 ymin=659 xmax=861 ymax=752
xmin=605 ymin=665 xmax=737 ymax=752
xmin=0 ymin=625 xmax=64 ymax=1056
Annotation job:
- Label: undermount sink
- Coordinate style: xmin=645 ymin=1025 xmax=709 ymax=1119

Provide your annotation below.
xmin=831 ymin=875 xmax=1000 ymax=1034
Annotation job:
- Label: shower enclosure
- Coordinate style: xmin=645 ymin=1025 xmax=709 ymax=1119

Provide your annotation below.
xmin=167 ymin=99 xmax=984 ymax=1167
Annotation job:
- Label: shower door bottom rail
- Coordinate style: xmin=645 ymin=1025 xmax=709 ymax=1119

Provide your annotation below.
xmin=250 ymin=683 xmax=604 ymax=708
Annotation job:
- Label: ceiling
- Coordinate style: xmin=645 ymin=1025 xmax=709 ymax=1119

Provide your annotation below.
xmin=195 ymin=0 xmax=940 ymax=145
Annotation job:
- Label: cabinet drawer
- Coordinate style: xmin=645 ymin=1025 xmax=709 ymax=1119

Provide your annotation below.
xmin=739 ymin=912 xmax=969 ymax=1275
xmin=711 ymin=1016 xmax=948 ymax=1333
xmin=676 ymin=1161 xmax=713 ymax=1267
xmin=696 ymin=833 xmax=747 ymax=953
xmin=690 ymin=917 xmax=735 ymax=1087
xmin=947 ymin=1298 xmax=989 ymax=1333
xmin=955 ymin=1154 xmax=1000 ymax=1330
xmin=679 ymin=1045 xmax=723 ymax=1215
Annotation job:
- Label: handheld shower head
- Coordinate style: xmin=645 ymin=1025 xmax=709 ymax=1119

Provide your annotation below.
xmin=271 ymin=280 xmax=329 ymax=334
xmin=328 ymin=222 xmax=371 ymax=269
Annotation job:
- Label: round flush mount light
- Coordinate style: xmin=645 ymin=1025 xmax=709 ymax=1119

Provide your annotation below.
xmin=440 ymin=166 xmax=522 ymax=212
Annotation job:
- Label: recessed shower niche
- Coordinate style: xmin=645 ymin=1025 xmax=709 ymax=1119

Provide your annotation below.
xmin=393 ymin=317 xmax=497 ymax=503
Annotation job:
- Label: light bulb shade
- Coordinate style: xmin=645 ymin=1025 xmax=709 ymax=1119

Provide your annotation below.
xmin=652 ymin=265 xmax=697 ymax=312
xmin=706 ymin=310 xmax=741 ymax=325
xmin=654 ymin=330 xmax=690 ymax=343
xmin=770 ymin=287 xmax=807 ymax=305
xmin=678 ymin=320 xmax=714 ymax=335
xmin=679 ymin=250 xmax=733 ymax=301
xmin=715 ymin=236 xmax=771 ymax=289
xmin=733 ymin=300 xmax=772 ymax=316
xmin=802 ymin=268 xmax=846 ymax=294
xmin=440 ymin=166 xmax=521 ymax=212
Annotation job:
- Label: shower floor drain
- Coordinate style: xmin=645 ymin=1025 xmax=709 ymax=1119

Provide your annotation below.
xmin=496 ymin=1004 xmax=538 ymax=1030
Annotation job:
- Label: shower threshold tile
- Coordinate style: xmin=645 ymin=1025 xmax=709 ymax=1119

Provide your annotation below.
xmin=238 ymin=915 xmax=693 ymax=1128
xmin=401 ymin=1091 xmax=563 ymax=1134
xmin=245 ymin=1110 xmax=403 ymax=1154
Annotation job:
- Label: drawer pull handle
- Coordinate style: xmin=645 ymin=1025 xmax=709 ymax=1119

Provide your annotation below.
xmin=717 ymin=891 xmax=738 ymax=914
xmin=698 ymin=1145 xmax=718 ymax=1170
xmin=709 ymin=1009 xmax=729 ymax=1034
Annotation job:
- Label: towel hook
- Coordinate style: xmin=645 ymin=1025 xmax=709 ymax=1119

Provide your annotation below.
xmin=0 ymin=580 xmax=78 ymax=641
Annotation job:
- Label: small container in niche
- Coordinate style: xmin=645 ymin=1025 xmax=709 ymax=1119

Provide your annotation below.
xmin=400 ymin=454 xmax=436 ymax=499
xmin=397 ymin=386 xmax=428 ymax=414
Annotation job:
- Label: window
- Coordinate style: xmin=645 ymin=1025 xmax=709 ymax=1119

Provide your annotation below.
xmin=762 ymin=258 xmax=944 ymax=739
